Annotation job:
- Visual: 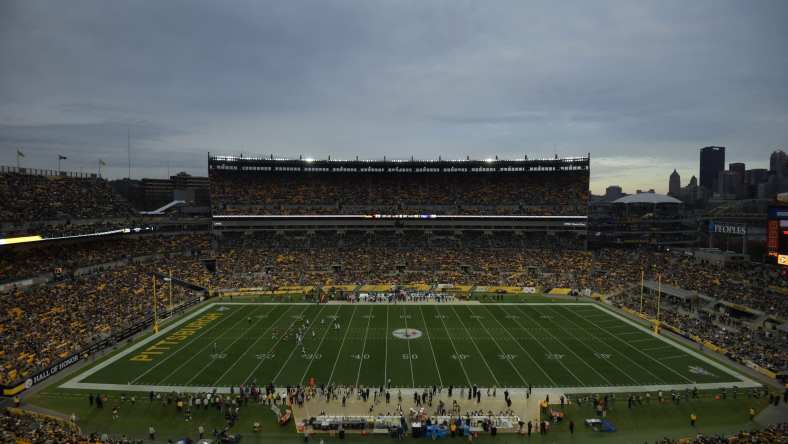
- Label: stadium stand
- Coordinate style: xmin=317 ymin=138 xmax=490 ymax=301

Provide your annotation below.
xmin=0 ymin=157 xmax=786 ymax=444
xmin=0 ymin=171 xmax=136 ymax=223
xmin=1 ymin=408 xmax=83 ymax=443
xmin=0 ymin=234 xmax=211 ymax=283
xmin=209 ymin=156 xmax=590 ymax=216
xmin=0 ymin=234 xmax=212 ymax=385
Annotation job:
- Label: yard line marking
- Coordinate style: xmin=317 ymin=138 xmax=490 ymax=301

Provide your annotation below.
xmin=662 ymin=354 xmax=691 ymax=361
xmin=244 ymin=305 xmax=313 ymax=384
xmin=449 ymin=305 xmax=500 ymax=387
xmin=327 ymin=305 xmax=359 ymax=386
xmin=130 ymin=304 xmax=247 ymax=385
xmin=401 ymin=306 xmax=416 ymax=388
xmin=383 ymin=305 xmax=389 ymax=387
xmin=300 ymin=305 xmax=342 ymax=385
xmin=469 ymin=306 xmax=528 ymax=387
xmin=353 ymin=305 xmax=375 ymax=387
xmin=528 ymin=305 xmax=622 ymax=385
xmin=158 ymin=305 xmax=268 ymax=386
xmin=590 ymin=303 xmax=758 ymax=386
xmin=640 ymin=345 xmax=675 ymax=352
xmin=434 ymin=306 xmax=472 ymax=387
xmin=212 ymin=305 xmax=293 ymax=386
xmin=417 ymin=305 xmax=443 ymax=387
xmin=183 ymin=305 xmax=275 ymax=386
xmin=271 ymin=305 xmax=328 ymax=384
xmin=547 ymin=306 xmax=667 ymax=383
xmin=503 ymin=306 xmax=584 ymax=386
xmin=557 ymin=306 xmax=692 ymax=384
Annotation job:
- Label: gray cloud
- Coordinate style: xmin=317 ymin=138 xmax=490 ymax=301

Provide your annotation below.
xmin=0 ymin=0 xmax=786 ymax=193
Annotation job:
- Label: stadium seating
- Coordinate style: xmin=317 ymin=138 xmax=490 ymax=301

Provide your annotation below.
xmin=210 ymin=170 xmax=589 ymax=216
xmin=0 ymin=234 xmax=212 ymax=385
xmin=0 ymin=172 xmax=136 ymax=224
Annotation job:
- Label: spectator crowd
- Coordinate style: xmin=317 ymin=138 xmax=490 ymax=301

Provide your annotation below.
xmin=0 ymin=234 xmax=212 ymax=386
xmin=210 ymin=169 xmax=589 ymax=216
xmin=0 ymin=172 xmax=135 ymax=224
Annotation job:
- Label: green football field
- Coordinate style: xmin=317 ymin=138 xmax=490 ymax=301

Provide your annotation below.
xmin=63 ymin=302 xmax=754 ymax=392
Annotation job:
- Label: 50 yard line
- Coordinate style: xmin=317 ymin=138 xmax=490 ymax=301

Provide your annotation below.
xmin=402 ymin=306 xmax=416 ymax=388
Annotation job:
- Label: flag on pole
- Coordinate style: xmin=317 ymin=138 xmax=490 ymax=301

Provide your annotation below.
xmin=99 ymin=159 xmax=106 ymax=166
xmin=17 ymin=149 xmax=24 ymax=158
xmin=58 ymin=155 xmax=67 ymax=160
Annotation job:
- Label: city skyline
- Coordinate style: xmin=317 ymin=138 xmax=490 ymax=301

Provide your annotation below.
xmin=1 ymin=0 xmax=787 ymax=194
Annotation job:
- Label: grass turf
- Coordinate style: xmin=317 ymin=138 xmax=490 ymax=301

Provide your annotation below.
xmin=26 ymin=387 xmax=771 ymax=444
xmin=72 ymin=302 xmax=744 ymax=390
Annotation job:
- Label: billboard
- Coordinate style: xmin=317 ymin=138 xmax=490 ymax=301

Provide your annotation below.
xmin=767 ymin=206 xmax=788 ymax=259
xmin=708 ymin=222 xmax=747 ymax=236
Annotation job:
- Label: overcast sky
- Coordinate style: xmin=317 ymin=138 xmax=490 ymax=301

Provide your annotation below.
xmin=1 ymin=1 xmax=786 ymax=193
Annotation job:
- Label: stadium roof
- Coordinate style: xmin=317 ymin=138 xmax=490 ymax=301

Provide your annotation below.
xmin=613 ymin=193 xmax=682 ymax=205
xmin=208 ymin=154 xmax=590 ymax=173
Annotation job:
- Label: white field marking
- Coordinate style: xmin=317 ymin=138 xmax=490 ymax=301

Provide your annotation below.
xmin=589 ymin=303 xmax=759 ymax=387
xmin=478 ymin=307 xmax=555 ymax=386
xmin=662 ymin=355 xmax=692 ymax=361
xmin=383 ymin=305 xmax=389 ymax=387
xmin=470 ymin=306 xmax=528 ymax=386
xmin=538 ymin=305 xmax=638 ymax=385
xmin=640 ymin=345 xmax=676 ymax=352
xmin=300 ymin=305 xmax=342 ymax=385
xmin=547 ymin=306 xmax=669 ymax=384
xmin=61 ymin=302 xmax=760 ymax=393
xmin=179 ymin=304 xmax=272 ymax=386
xmin=242 ymin=305 xmax=313 ymax=384
xmin=417 ymin=305 xmax=443 ymax=387
xmin=64 ymin=379 xmax=759 ymax=395
xmin=271 ymin=305 xmax=328 ymax=383
xmin=401 ymin=306 xmax=416 ymax=388
xmin=434 ymin=306 xmax=472 ymax=387
xmin=61 ymin=302 xmax=219 ymax=388
xmin=354 ymin=306 xmax=375 ymax=387
xmin=212 ymin=305 xmax=293 ymax=386
xmin=504 ymin=305 xmax=584 ymax=386
xmin=526 ymin=305 xmax=621 ymax=386
xmin=237 ymin=304 xmax=308 ymax=382
xmin=568 ymin=307 xmax=700 ymax=384
xmin=129 ymin=304 xmax=246 ymax=384
xmin=326 ymin=305 xmax=359 ymax=386
xmin=448 ymin=305 xmax=500 ymax=387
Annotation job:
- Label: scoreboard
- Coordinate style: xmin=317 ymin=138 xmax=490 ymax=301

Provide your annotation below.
xmin=767 ymin=205 xmax=788 ymax=264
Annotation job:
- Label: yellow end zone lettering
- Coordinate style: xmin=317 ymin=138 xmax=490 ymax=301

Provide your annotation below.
xmin=129 ymin=312 xmax=223 ymax=363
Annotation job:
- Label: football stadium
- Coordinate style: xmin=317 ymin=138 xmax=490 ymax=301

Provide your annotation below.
xmin=1 ymin=156 xmax=786 ymax=443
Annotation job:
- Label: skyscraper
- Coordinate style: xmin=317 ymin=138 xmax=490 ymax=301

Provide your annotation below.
xmin=668 ymin=169 xmax=681 ymax=196
xmin=770 ymin=149 xmax=787 ymax=177
xmin=699 ymin=146 xmax=725 ymax=192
